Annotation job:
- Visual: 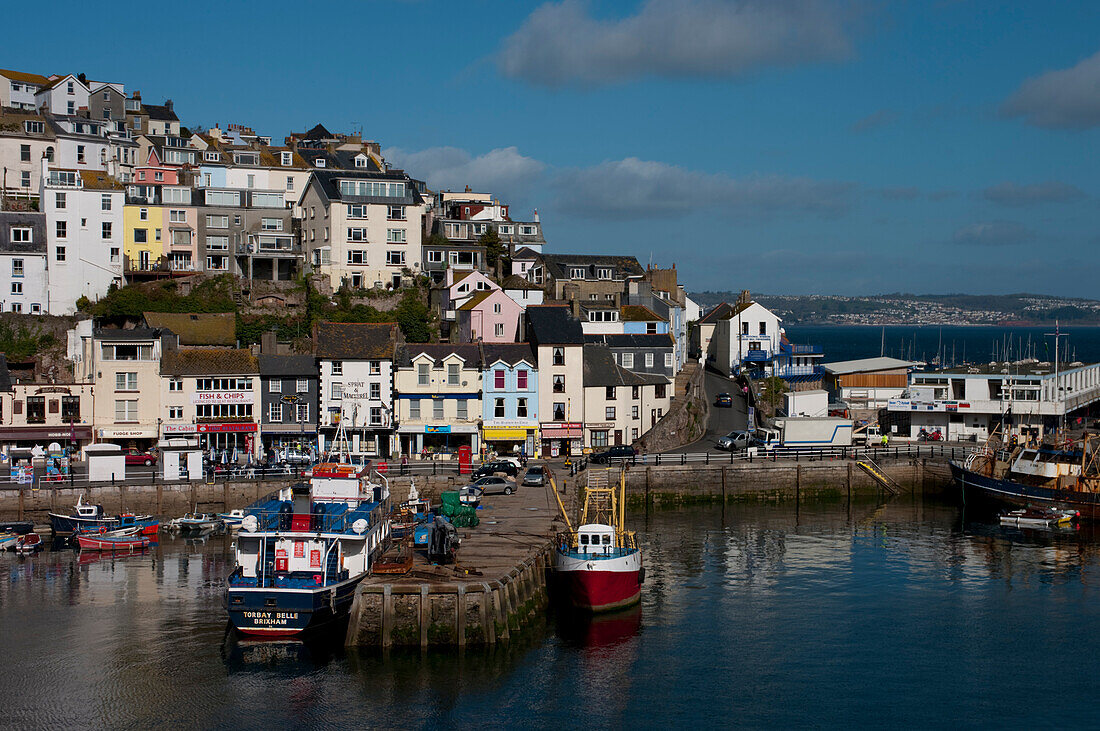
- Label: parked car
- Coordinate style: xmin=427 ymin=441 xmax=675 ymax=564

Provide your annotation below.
xmin=125 ymin=449 xmax=158 ymax=466
xmin=473 ymin=460 xmax=519 ymax=479
xmin=466 ymin=476 xmax=516 ymax=496
xmin=277 ymin=447 xmax=314 ymax=466
xmin=715 ymin=393 xmax=734 ymax=407
xmin=589 ymin=445 xmax=636 ymax=464
xmin=522 ymin=465 xmax=547 ymax=486
xmin=716 ymin=430 xmax=753 ymax=451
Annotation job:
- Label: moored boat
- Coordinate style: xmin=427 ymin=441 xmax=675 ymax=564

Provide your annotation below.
xmin=218 ymin=510 xmax=246 ymax=527
xmin=225 ymin=459 xmax=390 ymax=638
xmin=77 ymin=533 xmax=152 ymax=551
xmin=999 ymin=507 xmax=1079 ymax=528
xmin=15 ymin=532 xmax=43 ymax=555
xmin=552 ymin=467 xmax=643 ymax=612
xmin=50 ymin=496 xmax=156 ymax=536
xmin=175 ymin=513 xmax=220 ymax=532
xmin=0 ymin=533 xmax=20 ymax=550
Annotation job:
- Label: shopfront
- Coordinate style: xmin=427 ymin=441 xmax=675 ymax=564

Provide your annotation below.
xmin=398 ymin=424 xmax=479 ymax=459
xmin=540 ymin=422 xmax=583 ymax=458
xmin=98 ymin=426 xmax=159 ymax=453
xmin=196 ymin=422 xmax=259 ymax=463
xmin=0 ymin=425 xmax=93 ymax=456
xmin=262 ymin=424 xmax=318 ymax=460
xmin=482 ymin=424 xmax=538 ymax=460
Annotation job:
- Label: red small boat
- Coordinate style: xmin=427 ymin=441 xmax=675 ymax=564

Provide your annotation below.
xmin=77 ymin=534 xmax=151 ymax=552
xmin=15 ymin=533 xmax=42 ymax=555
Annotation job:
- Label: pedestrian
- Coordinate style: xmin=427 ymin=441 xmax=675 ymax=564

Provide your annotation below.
xmin=401 ymin=455 xmax=408 ymax=475
xmin=881 ymin=433 xmax=889 ymax=448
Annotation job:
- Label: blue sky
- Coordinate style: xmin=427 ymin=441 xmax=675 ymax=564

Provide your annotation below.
xmin=14 ymin=0 xmax=1100 ymax=296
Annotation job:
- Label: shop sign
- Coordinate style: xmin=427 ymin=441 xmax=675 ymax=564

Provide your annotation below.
xmin=586 ymin=422 xmax=613 ymax=429
xmin=196 ymin=423 xmax=256 ymax=433
xmin=425 ymin=425 xmax=451 ymax=434
xmin=192 ymin=391 xmax=254 ymax=405
xmin=163 ymin=423 xmax=197 ymax=435
xmin=541 ymin=425 xmax=583 ymax=438
xmin=99 ymin=427 xmax=156 ymax=438
xmin=483 ymin=428 xmax=529 ymax=440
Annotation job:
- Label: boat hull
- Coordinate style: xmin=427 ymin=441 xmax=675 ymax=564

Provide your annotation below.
xmin=226 ymin=573 xmax=365 ymax=638
xmin=553 ymin=550 xmax=643 ymax=612
xmin=51 ymin=514 xmax=158 ymax=536
xmin=951 ymin=461 xmax=1100 ymax=519
xmin=77 ymin=535 xmax=151 ymax=551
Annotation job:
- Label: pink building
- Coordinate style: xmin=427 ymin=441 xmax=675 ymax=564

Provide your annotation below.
xmin=456 ymin=289 xmax=523 ymax=343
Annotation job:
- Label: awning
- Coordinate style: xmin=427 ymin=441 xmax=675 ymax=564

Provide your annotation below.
xmin=0 ymin=426 xmax=92 ymax=441
xmin=483 ymin=428 xmax=534 ymax=440
xmin=541 ymin=426 xmax=583 ymax=439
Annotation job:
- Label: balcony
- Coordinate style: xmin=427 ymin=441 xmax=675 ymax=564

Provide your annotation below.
xmin=237 ymin=237 xmax=301 ymax=257
xmin=742 ymin=350 xmax=770 ymax=362
xmin=776 ymin=365 xmax=824 ymax=378
xmin=781 ymin=342 xmax=823 ymax=355
xmin=46 ymin=172 xmax=82 ymax=188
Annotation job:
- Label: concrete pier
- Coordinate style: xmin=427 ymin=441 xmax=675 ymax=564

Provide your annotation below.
xmin=345 ymin=480 xmax=561 ymax=649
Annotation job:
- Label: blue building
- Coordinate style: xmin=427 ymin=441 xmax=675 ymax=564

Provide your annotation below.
xmin=481 ymin=343 xmax=539 ymax=458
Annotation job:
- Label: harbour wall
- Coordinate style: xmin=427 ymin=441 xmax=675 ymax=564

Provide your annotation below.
xmin=346 ymin=546 xmax=552 ymax=649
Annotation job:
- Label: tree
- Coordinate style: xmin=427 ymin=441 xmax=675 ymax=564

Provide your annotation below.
xmin=761 ymin=375 xmax=789 ymax=414
xmin=479 ymin=227 xmax=504 ymax=272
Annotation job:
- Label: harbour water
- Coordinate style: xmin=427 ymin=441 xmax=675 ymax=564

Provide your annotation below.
xmin=4 ymin=494 xmax=1100 ymax=728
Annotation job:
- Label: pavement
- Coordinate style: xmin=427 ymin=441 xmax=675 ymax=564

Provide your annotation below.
xmin=668 ymin=364 xmax=749 ymax=454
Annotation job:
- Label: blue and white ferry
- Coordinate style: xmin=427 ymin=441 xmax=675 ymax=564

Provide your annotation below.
xmin=225 ymin=462 xmax=390 ymax=637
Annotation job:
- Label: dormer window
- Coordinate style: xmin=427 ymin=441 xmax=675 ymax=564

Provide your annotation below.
xmin=281 ymin=152 xmax=292 ymax=166
xmin=234 ymin=152 xmax=259 ymax=166
xmin=355 ymin=155 xmax=367 ymax=168
xmin=24 ymin=121 xmax=44 ymax=134
xmin=570 ymin=267 xmax=585 ymax=279
xmin=597 ymin=267 xmax=612 ymax=280
xmin=315 ymin=158 xmax=326 ymax=168
xmin=203 ymin=151 xmax=219 ymax=162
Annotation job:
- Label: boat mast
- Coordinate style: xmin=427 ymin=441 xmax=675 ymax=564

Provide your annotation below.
xmin=1046 ymin=321 xmax=1066 ymax=441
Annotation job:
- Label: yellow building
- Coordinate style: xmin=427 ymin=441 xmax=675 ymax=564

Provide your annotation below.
xmin=122 ymin=203 xmax=165 ymax=272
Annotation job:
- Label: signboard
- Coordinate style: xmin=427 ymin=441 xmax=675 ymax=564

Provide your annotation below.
xmin=425 ymin=425 xmax=451 ymax=434
xmin=310 ymin=549 xmax=321 ymax=569
xmin=747 ymin=406 xmax=755 ymax=432
xmin=294 ymin=542 xmax=304 ymax=558
xmin=196 ymin=423 xmax=256 ymax=433
xmin=192 ymin=391 xmax=254 ymax=405
xmin=483 ymin=428 xmax=529 ymax=440
xmin=163 ymin=423 xmax=197 ymax=435
xmin=99 ymin=427 xmax=157 ymax=438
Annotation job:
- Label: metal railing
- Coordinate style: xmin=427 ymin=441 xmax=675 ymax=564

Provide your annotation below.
xmin=608 ymin=443 xmax=965 ymax=467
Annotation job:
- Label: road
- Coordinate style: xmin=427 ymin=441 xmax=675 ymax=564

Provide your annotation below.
xmin=669 ymin=366 xmax=749 ymax=454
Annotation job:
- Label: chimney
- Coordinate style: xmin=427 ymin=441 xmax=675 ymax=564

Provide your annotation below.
xmin=261 ymin=330 xmax=277 ymax=354
xmin=164 ymin=99 xmax=173 ymax=112
xmin=533 ymin=209 xmax=540 ymax=222
xmin=133 ymin=90 xmax=141 ymax=101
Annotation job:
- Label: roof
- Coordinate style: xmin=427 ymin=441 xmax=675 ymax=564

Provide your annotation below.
xmin=511 ymin=246 xmax=541 ymax=259
xmin=525 ymin=306 xmax=584 ymax=345
xmin=583 ymin=344 xmax=669 ymax=388
xmin=142 ymin=103 xmax=179 ymax=122
xmin=303 ymin=123 xmax=333 ymax=140
xmin=583 ymin=333 xmax=676 ymax=349
xmin=451 ymin=270 xmax=474 ymax=285
xmin=397 ymin=343 xmax=483 ymax=368
xmin=314 ymin=322 xmax=397 ymax=360
xmin=93 ymin=327 xmax=161 ymax=341
xmin=481 ymin=343 xmax=536 ymax=368
xmin=540 ymin=253 xmax=644 ymax=282
xmin=79 ymin=170 xmax=123 ymax=190
xmin=0 ymin=69 xmax=49 ymax=85
xmin=620 ymin=305 xmax=666 ymax=322
xmin=143 ymin=312 xmax=235 ymax=346
xmin=928 ymin=362 xmax=1096 ymax=377
xmin=698 ymin=302 xmax=733 ymax=324
xmin=306 ymin=169 xmax=424 ymax=207
xmin=501 ymin=274 xmax=541 ymax=291
xmin=821 ymin=357 xmax=922 ymax=375
xmin=258 ymin=354 xmax=317 ymax=377
xmin=457 ymin=290 xmax=496 ymax=311
xmin=0 ymin=212 xmax=46 ymax=254
xmin=160 ymin=348 xmax=258 ymax=376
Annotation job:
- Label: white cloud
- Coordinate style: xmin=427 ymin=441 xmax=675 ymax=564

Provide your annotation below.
xmin=383 ymin=146 xmax=546 ymax=196
xmin=981 ymin=181 xmax=1086 ymax=207
xmin=554 ymin=157 xmax=854 ymax=218
xmin=497 ymin=0 xmax=853 ymax=87
xmin=1001 ymin=49 xmax=1100 ymax=129
xmin=952 ymin=221 xmax=1035 ymax=247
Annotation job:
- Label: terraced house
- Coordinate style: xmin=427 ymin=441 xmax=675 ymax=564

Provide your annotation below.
xmin=394 ymin=344 xmax=483 ymax=459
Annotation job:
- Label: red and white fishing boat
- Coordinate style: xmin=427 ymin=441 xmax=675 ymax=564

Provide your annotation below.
xmin=14 ymin=532 xmax=42 ymax=555
xmin=76 ymin=533 xmax=151 ymax=552
xmin=553 ymin=467 xmax=643 ymax=612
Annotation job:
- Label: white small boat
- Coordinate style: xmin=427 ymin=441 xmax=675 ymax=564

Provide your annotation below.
xmin=999 ymin=507 xmax=1078 ymax=528
xmin=218 ymin=510 xmax=246 ymax=528
xmin=176 ymin=513 xmax=219 ymax=532
xmin=15 ymin=533 xmax=42 ymax=555
xmin=0 ymin=533 xmax=18 ymax=550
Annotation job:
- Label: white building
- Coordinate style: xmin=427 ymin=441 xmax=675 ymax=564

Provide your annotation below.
xmin=0 ymin=211 xmax=47 ymax=313
xmin=712 ymin=300 xmax=783 ymax=375
xmin=0 ymin=69 xmax=49 ymax=111
xmin=42 ymin=167 xmax=124 ymax=313
xmin=582 ymin=344 xmax=671 ymax=448
xmin=821 ymin=357 xmax=921 ymax=413
xmin=34 ymin=75 xmax=89 ymax=117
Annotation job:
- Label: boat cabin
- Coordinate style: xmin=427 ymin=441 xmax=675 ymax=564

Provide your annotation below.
xmin=1010 ymin=448 xmax=1083 ymax=480
xmin=290 ymin=484 xmax=312 ymax=531
xmin=577 ymin=523 xmax=617 ymax=555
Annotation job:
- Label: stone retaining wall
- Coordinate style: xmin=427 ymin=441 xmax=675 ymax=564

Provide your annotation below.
xmin=636 ymin=362 xmax=708 ymax=453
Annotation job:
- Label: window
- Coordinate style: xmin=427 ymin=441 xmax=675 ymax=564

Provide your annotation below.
xmin=570 ymin=267 xmax=585 ymax=279
xmin=410 ymin=399 xmax=420 ymax=419
xmin=632 ymin=405 xmax=639 ymax=419
xmin=493 ymin=369 xmax=505 ymax=389
xmin=10 ymin=302 xmax=20 ymax=312
xmin=655 ymin=383 xmax=667 ymax=399
xmin=25 ymin=120 xmax=44 ymax=134
xmin=759 ymin=322 xmax=767 ymax=335
xmin=206 ymin=255 xmax=228 ymax=271
xmin=269 ymin=379 xmax=282 ymax=394
xmin=553 ymin=347 xmax=565 ymax=366
xmin=632 ymin=427 xmax=639 ymax=441
xmin=286 ymin=176 xmax=294 ymax=191
xmin=521 ymin=225 xmax=536 ymax=236
xmin=115 ymin=372 xmax=138 ymax=391
xmin=597 ymin=267 xmax=612 ymax=280
xmin=370 ymin=407 xmax=382 ymax=425
xmin=11 ymin=259 xmax=22 ymax=277
xmin=606 ymin=407 xmax=616 ymax=420
xmin=246 ymin=174 xmax=255 ymax=189
xmin=622 ymin=353 xmax=634 ymax=369
xmin=457 ymin=400 xmax=467 ymax=420
xmin=517 ymin=398 xmax=528 ymax=418
xmin=517 ymin=370 xmax=528 ymax=389
xmin=10 ymin=281 xmax=21 ymax=295
xmin=115 ymin=400 xmax=138 ymax=422
xmin=331 ymin=361 xmax=343 ymax=376
xmin=347 ymin=227 xmax=368 ymax=242
xmin=387 ymin=228 xmax=406 ymax=243
xmin=62 ymin=396 xmax=80 ymax=422
xmin=331 ymin=382 xmax=343 ymax=400
xmin=77 ymin=145 xmax=85 ymax=163
xmin=56 ymin=221 xmax=67 ymax=239
xmin=370 ymin=382 xmax=380 ymax=400
xmin=205 ymin=236 xmax=228 ymax=251
xmin=646 ymin=322 xmax=657 ymax=334
xmin=369 ymin=361 xmax=381 ymax=375
xmin=494 ymin=398 xmax=506 ymax=418
xmin=499 ymin=225 xmax=513 ymax=235
xmin=101 ymin=194 xmax=112 ymax=211
xmin=55 ymin=246 xmax=66 ymax=262
xmin=433 ymin=400 xmax=444 ymax=420
xmin=155 ymin=228 xmax=162 ymax=242
xmin=296 ymin=404 xmax=308 ymax=423
xmin=427 ymin=250 xmax=443 ymax=263
xmin=102 ymin=222 xmax=112 ymax=239
xmin=418 ymin=363 xmax=429 ymax=386
xmin=347 ymin=204 xmax=368 ymax=219
xmin=592 ymin=430 xmax=608 ymax=448
xmin=234 ymin=215 xmax=241 ymax=226
xmin=206 ymin=215 xmax=229 ymax=228
xmin=553 ymin=375 xmax=565 ymax=393
xmin=553 ymin=402 xmax=566 ymax=421
xmin=338 ymin=180 xmax=405 ymax=197
xmin=20 ymin=144 xmax=30 ymax=162
xmin=347 ymin=250 xmax=367 ymax=265
xmin=665 ymin=353 xmax=673 ymax=368
xmin=206 ymin=190 xmax=240 ymax=206
xmin=139 ymin=207 xmax=149 ymax=221
xmin=645 ymin=353 xmax=654 ymax=368
xmin=168 ymin=406 xmax=183 ymax=420
xmin=606 ymin=386 xmax=616 ymax=400
xmin=54 ymin=192 xmax=66 ymax=210
xmin=281 ymin=152 xmax=292 ymax=166
xmin=169 ymin=379 xmax=183 ymax=391
xmin=154 ymin=172 xmax=164 ymax=182
xmin=261 ymin=218 xmax=282 ymax=231
xmin=447 ymin=363 xmax=460 ymax=386
xmin=387 ymin=205 xmax=406 ymax=220
xmin=269 ymin=403 xmax=283 ymax=422
xmin=26 ymin=396 xmax=45 ymax=423
xmin=10 ymin=227 xmax=31 ymax=243
xmin=101 ymin=344 xmax=153 ymax=361
xmin=493 ymin=302 xmax=502 ymax=314
xmin=386 ymin=250 xmax=406 ymax=265
xmin=169 ymin=210 xmax=186 ymax=223
xmin=110 ymin=247 xmax=120 ymax=262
